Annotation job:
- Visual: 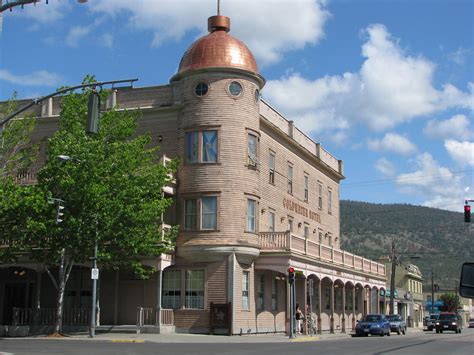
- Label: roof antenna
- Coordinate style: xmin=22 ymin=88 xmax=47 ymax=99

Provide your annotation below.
xmin=217 ymin=0 xmax=220 ymax=15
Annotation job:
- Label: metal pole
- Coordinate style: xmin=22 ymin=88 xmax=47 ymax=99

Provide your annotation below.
xmin=289 ymin=279 xmax=294 ymax=339
xmin=389 ymin=239 xmax=396 ymax=315
xmin=90 ymin=221 xmax=98 ymax=337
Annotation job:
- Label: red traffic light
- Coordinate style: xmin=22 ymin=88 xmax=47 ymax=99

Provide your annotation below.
xmin=288 ymin=267 xmax=295 ymax=273
xmin=465 ymin=205 xmax=471 ymax=223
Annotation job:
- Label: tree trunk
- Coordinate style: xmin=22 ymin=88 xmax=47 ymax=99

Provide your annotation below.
xmin=53 ymin=248 xmax=66 ymax=335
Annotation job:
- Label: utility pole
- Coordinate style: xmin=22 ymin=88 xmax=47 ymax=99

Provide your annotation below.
xmin=431 ymin=267 xmax=434 ymax=315
xmin=389 ymin=239 xmax=396 ymax=315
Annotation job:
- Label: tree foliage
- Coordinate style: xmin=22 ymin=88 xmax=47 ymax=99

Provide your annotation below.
xmin=439 ymin=293 xmax=460 ymax=312
xmin=1 ymin=79 xmax=177 ymax=332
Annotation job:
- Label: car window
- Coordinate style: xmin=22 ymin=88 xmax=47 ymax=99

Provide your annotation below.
xmin=439 ymin=314 xmax=456 ymax=321
xmin=387 ymin=315 xmax=401 ymax=321
xmin=363 ymin=315 xmax=382 ymax=322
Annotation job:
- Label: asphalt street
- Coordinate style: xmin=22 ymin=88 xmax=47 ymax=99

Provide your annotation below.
xmin=0 ymin=328 xmax=473 ymax=355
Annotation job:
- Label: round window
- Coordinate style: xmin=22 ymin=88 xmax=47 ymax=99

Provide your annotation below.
xmin=195 ymin=83 xmax=209 ymax=97
xmin=229 ymin=81 xmax=242 ymax=96
xmin=255 ymin=89 xmax=260 ymax=103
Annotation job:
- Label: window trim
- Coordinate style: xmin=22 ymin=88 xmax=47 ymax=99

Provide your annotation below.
xmin=247 ymin=132 xmax=259 ymax=169
xmin=228 ymin=81 xmax=244 ymax=98
xmin=162 ymin=270 xmax=181 ymax=310
xmin=268 ymin=210 xmax=275 ymax=232
xmin=257 ymin=274 xmax=265 ymax=311
xmin=184 ymin=269 xmax=205 ymax=310
xmin=194 ymin=82 xmax=209 ymax=97
xmin=328 ymin=188 xmax=333 ymax=215
xmin=318 ymin=182 xmax=323 ymax=210
xmin=183 ymin=195 xmax=219 ymax=231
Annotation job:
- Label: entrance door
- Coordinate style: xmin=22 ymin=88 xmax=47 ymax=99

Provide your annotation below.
xmin=2 ymin=283 xmax=27 ymax=325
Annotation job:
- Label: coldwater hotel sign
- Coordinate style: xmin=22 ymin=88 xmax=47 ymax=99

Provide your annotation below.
xmin=283 ymin=198 xmax=321 ymax=223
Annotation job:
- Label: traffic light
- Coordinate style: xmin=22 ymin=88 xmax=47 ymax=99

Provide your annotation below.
xmin=464 ymin=205 xmax=471 ymax=223
xmin=56 ymin=202 xmax=65 ymax=224
xmin=288 ymin=267 xmax=295 ymax=284
xmin=86 ymin=92 xmax=100 ymax=134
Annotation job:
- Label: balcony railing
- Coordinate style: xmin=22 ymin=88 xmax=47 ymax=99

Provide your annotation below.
xmin=259 ymin=231 xmax=386 ymax=277
xmin=136 ymin=307 xmax=174 ymax=328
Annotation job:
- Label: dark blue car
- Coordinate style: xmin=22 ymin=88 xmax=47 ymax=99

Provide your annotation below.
xmin=353 ymin=314 xmax=391 ymax=337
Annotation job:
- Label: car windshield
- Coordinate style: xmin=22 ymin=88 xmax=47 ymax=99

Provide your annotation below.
xmin=387 ymin=315 xmax=402 ymax=321
xmin=430 ymin=314 xmax=439 ymax=320
xmin=439 ymin=314 xmax=457 ymax=321
xmin=362 ymin=315 xmax=382 ymax=322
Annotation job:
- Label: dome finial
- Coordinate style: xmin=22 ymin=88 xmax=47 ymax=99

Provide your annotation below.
xmin=208 ymin=0 xmax=230 ymax=33
xmin=217 ymin=0 xmax=220 ymax=16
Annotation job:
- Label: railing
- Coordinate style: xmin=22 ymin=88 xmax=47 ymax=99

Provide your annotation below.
xmin=136 ymin=307 xmax=174 ymax=328
xmin=259 ymin=231 xmax=386 ymax=277
xmin=12 ymin=308 xmax=90 ymax=326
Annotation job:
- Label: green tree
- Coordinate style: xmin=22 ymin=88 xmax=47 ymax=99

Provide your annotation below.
xmin=439 ymin=293 xmax=460 ymax=312
xmin=0 ymin=82 xmax=177 ymax=335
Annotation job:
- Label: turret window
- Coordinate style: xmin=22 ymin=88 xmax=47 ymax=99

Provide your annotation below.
xmin=229 ymin=81 xmax=242 ymax=96
xmin=183 ymin=196 xmax=218 ymax=231
xmin=194 ymin=82 xmax=209 ymax=97
xmin=185 ymin=130 xmax=218 ymax=164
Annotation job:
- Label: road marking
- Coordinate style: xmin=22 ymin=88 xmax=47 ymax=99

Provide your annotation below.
xmin=110 ymin=339 xmax=145 ymax=343
xmin=291 ymin=336 xmax=320 ymax=342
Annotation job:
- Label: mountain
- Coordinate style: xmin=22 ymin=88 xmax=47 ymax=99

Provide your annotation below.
xmin=340 ymin=200 xmax=474 ymax=290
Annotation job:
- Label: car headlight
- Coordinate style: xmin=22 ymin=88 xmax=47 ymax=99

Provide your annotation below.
xmin=452 ymin=322 xmax=457 ymax=325
xmin=436 ymin=322 xmax=440 ymax=325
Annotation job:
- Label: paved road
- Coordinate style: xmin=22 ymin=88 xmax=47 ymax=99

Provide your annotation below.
xmin=0 ymin=328 xmax=473 ymax=355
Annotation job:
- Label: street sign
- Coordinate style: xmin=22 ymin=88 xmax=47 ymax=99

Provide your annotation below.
xmin=91 ymin=268 xmax=99 ymax=280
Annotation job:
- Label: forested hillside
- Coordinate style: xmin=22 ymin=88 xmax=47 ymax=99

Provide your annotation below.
xmin=340 ymin=200 xmax=474 ymax=290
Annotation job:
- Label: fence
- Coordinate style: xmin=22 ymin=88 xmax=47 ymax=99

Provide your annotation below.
xmin=12 ymin=308 xmax=90 ymax=326
xmin=136 ymin=307 xmax=174 ymax=328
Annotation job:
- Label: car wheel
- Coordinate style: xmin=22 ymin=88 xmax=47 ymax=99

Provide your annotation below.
xmin=459 ymin=328 xmax=461 ymax=333
xmin=402 ymin=328 xmax=406 ymax=335
xmin=397 ymin=327 xmax=401 ymax=335
xmin=387 ymin=330 xmax=391 ymax=336
xmin=436 ymin=329 xmax=439 ymax=333
xmin=440 ymin=330 xmax=443 ymax=333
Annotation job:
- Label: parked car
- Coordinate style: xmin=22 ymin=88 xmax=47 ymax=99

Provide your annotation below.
xmin=469 ymin=318 xmax=474 ymax=328
xmin=386 ymin=314 xmax=407 ymax=335
xmin=425 ymin=313 xmax=439 ymax=331
xmin=435 ymin=312 xmax=463 ymax=333
xmin=353 ymin=314 xmax=391 ymax=337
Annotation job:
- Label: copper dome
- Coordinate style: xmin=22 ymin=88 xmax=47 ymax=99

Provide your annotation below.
xmin=176 ymin=16 xmax=259 ymax=76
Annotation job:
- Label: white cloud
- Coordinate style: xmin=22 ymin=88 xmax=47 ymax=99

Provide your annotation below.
xmin=19 ymin=1 xmax=71 ymax=24
xmin=424 ymin=114 xmax=473 ymax=140
xmin=448 ymin=47 xmax=469 ymax=65
xmin=65 ymin=26 xmax=92 ymax=47
xmin=90 ymin=0 xmax=330 ymax=65
xmin=396 ymin=153 xmax=470 ymax=211
xmin=444 ymin=140 xmax=474 ymax=167
xmin=101 ymin=33 xmax=114 ymax=48
xmin=375 ymin=158 xmax=396 ymax=177
xmin=368 ymin=133 xmax=417 ymax=155
xmin=0 ymin=69 xmax=61 ymax=87
xmin=264 ymin=24 xmax=473 ymax=135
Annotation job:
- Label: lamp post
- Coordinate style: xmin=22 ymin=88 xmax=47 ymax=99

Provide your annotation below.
xmin=57 ymin=154 xmax=98 ymax=337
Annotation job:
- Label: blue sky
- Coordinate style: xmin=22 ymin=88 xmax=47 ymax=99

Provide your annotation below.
xmin=1 ymin=0 xmax=473 ymax=211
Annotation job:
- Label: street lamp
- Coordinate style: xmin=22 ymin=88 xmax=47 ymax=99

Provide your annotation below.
xmin=57 ymin=154 xmax=98 ymax=337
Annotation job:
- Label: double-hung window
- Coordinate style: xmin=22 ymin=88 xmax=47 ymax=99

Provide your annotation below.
xmin=201 ymin=196 xmax=217 ymax=230
xmin=185 ymin=130 xmax=218 ymax=164
xmin=287 ymin=164 xmax=293 ymax=194
xmin=185 ymin=270 xmax=205 ymax=309
xmin=269 ymin=152 xmax=275 ymax=184
xmin=246 ymin=199 xmax=257 ymax=233
xmin=304 ymin=175 xmax=309 ymax=202
xmin=162 ymin=270 xmax=181 ymax=309
xmin=247 ymin=133 xmax=258 ymax=168
xmin=184 ymin=196 xmax=217 ymax=231
xmin=328 ymin=188 xmax=332 ymax=214
xmin=304 ymin=223 xmax=310 ymax=239
xmin=268 ymin=211 xmax=275 ymax=232
xmin=184 ymin=199 xmax=197 ymax=230
xmin=242 ymin=271 xmax=250 ymax=310
xmin=318 ymin=183 xmax=323 ymax=210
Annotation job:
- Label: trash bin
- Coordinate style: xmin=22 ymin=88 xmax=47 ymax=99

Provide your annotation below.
xmin=407 ymin=316 xmax=413 ymax=327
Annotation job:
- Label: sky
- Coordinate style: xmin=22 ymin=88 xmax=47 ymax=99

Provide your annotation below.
xmin=0 ymin=0 xmax=473 ymax=212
